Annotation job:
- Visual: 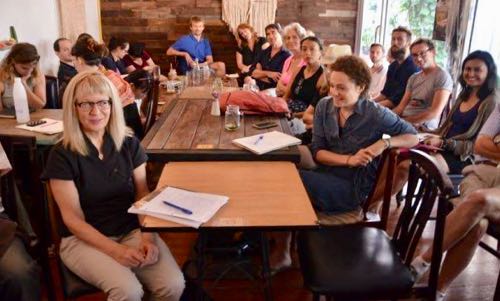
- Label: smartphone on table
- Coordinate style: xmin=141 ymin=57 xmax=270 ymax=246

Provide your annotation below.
xmin=252 ymin=121 xmax=277 ymax=130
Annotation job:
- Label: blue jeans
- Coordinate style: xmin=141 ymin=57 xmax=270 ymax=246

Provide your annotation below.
xmin=0 ymin=237 xmax=41 ymax=301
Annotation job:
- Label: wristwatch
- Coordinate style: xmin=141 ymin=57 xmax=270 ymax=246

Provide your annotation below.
xmin=382 ymin=138 xmax=391 ymax=149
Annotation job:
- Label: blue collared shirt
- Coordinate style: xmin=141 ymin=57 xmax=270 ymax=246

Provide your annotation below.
xmin=380 ymin=55 xmax=420 ymax=106
xmin=171 ymin=34 xmax=213 ymax=74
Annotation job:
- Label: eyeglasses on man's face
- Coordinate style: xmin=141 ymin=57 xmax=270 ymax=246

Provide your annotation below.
xmin=411 ymin=48 xmax=430 ymax=59
xmin=75 ymin=99 xmax=112 ymax=112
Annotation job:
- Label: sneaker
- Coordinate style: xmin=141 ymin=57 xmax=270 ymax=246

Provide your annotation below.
xmin=410 ymin=255 xmax=430 ymax=281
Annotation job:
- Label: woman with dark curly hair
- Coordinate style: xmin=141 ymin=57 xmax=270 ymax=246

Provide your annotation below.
xmin=301 ymin=55 xmax=418 ymax=213
xmin=270 ymin=55 xmax=419 ymax=273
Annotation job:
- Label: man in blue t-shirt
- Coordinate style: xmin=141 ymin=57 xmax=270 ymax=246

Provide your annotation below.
xmin=166 ymin=16 xmax=225 ymax=76
xmin=373 ymin=26 xmax=420 ymax=108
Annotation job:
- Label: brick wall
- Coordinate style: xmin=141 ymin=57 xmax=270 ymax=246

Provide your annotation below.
xmin=101 ymin=0 xmax=358 ymax=74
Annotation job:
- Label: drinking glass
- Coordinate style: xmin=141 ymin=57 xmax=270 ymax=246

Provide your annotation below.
xmin=224 ymin=105 xmax=240 ymax=131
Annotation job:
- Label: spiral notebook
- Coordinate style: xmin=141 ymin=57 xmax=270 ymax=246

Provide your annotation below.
xmin=232 ymin=131 xmax=301 ymax=155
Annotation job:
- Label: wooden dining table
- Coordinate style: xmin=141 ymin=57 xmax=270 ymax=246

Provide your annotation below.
xmin=0 ymin=109 xmax=63 ymax=145
xmin=142 ymin=97 xmax=300 ymax=162
xmin=141 ymin=161 xmax=318 ymax=301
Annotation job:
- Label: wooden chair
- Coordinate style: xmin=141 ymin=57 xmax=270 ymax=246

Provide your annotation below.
xmin=143 ymin=78 xmax=160 ymax=135
xmin=44 ymin=183 xmax=100 ymax=300
xmin=0 ymin=135 xmax=38 ymax=237
xmin=45 ymin=75 xmax=60 ymax=109
xmin=297 ymin=149 xmax=453 ymax=301
xmin=0 ymin=135 xmax=57 ymax=298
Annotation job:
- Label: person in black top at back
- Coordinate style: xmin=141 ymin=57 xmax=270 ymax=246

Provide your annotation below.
xmin=284 ymin=36 xmax=327 ymax=114
xmin=54 ymin=38 xmax=77 ymax=92
xmin=101 ymin=36 xmax=129 ymax=75
xmin=235 ymin=23 xmax=267 ymax=83
xmin=249 ymin=24 xmax=290 ymax=91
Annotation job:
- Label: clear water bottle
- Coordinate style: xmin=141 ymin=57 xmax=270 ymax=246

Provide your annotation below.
xmin=193 ymin=58 xmax=201 ymax=86
xmin=13 ymin=77 xmax=30 ymax=123
xmin=202 ymin=65 xmax=210 ymax=85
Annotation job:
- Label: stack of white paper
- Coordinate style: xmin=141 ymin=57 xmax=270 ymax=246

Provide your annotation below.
xmin=16 ymin=118 xmax=63 ymax=135
xmin=128 ymin=186 xmax=229 ymax=228
xmin=232 ymin=130 xmax=301 ymax=155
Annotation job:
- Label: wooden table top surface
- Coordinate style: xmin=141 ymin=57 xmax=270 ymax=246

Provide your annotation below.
xmin=0 ymin=109 xmax=63 ymax=145
xmin=142 ymin=98 xmax=299 ymax=162
xmin=141 ymin=161 xmax=318 ymax=231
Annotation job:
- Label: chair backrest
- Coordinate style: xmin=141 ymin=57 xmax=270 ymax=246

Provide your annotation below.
xmin=392 ymin=148 xmax=453 ymax=296
xmin=143 ymin=79 xmax=160 ymax=134
xmin=44 ymin=183 xmax=64 ymax=249
xmin=360 ymin=148 xmax=399 ymax=229
xmin=0 ymin=135 xmax=36 ymax=222
xmin=44 ymin=182 xmax=100 ymax=299
xmin=45 ymin=75 xmax=60 ymax=109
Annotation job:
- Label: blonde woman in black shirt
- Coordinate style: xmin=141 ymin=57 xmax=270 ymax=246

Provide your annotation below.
xmin=42 ymin=71 xmax=184 ymax=301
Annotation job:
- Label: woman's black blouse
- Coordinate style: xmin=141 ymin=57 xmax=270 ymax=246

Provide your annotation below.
xmin=237 ymin=37 xmax=267 ymax=67
xmin=42 ymin=134 xmax=147 ymax=237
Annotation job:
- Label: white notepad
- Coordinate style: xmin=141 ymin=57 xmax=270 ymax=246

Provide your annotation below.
xmin=232 ymin=131 xmax=301 ymax=155
xmin=16 ymin=118 xmax=63 ymax=135
xmin=128 ymin=186 xmax=229 ymax=228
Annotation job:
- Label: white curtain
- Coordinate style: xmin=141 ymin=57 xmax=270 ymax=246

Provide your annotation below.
xmin=222 ymin=0 xmax=277 ymax=37
xmin=58 ymin=0 xmax=87 ymax=41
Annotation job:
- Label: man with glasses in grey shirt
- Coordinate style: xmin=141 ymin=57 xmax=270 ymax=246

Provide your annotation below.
xmin=393 ymin=38 xmax=453 ymax=130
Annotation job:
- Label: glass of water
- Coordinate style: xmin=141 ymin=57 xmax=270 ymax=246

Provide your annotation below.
xmin=224 ymin=105 xmax=240 ymax=131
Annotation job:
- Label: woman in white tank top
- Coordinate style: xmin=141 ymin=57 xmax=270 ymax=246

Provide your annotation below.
xmin=0 ymin=43 xmax=46 ymax=110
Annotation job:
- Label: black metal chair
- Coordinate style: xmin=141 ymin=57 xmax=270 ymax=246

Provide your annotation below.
xmin=44 ymin=75 xmax=60 ymax=109
xmin=297 ymin=149 xmax=453 ymax=301
xmin=44 ymin=183 xmax=101 ymax=300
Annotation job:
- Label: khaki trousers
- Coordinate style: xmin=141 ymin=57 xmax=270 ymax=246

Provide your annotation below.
xmin=460 ymin=164 xmax=500 ymax=196
xmin=60 ymin=229 xmax=185 ymax=301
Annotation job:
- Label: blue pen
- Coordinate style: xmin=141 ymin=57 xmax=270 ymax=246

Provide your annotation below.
xmin=254 ymin=135 xmax=264 ymax=145
xmin=162 ymin=201 xmax=193 ymax=215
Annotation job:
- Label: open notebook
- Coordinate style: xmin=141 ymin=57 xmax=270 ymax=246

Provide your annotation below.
xmin=16 ymin=118 xmax=63 ymax=135
xmin=128 ymin=186 xmax=229 ymax=228
xmin=232 ymin=131 xmax=301 ymax=155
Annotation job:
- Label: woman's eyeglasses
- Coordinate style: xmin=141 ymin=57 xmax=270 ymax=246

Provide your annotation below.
xmin=75 ymin=99 xmax=112 ymax=112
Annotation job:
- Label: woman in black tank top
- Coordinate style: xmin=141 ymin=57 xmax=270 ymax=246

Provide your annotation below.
xmin=284 ymin=37 xmax=327 ymax=113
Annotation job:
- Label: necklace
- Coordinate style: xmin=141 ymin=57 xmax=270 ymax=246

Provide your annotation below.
xmin=338 ymin=109 xmax=350 ymax=121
